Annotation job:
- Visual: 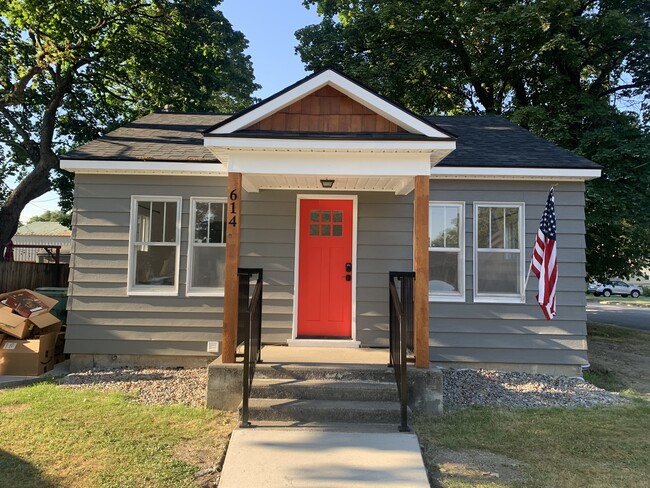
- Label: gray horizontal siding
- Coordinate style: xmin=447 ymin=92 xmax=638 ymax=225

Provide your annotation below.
xmin=66 ymin=174 xmax=228 ymax=357
xmin=429 ymin=179 xmax=588 ymax=367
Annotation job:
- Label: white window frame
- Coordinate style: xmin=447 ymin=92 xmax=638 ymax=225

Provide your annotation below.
xmin=127 ymin=196 xmax=182 ymax=296
xmin=429 ymin=202 xmax=465 ymax=302
xmin=186 ymin=197 xmax=227 ymax=297
xmin=473 ymin=202 xmax=525 ymax=303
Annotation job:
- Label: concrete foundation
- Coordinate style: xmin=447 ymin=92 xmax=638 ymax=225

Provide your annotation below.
xmin=206 ymin=357 xmax=244 ymax=410
xmin=433 ymin=361 xmax=583 ymax=377
xmin=69 ymin=354 xmax=214 ymax=372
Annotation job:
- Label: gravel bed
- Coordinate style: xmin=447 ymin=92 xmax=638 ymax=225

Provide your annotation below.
xmin=443 ymin=368 xmax=627 ymax=410
xmin=57 ymin=367 xmax=207 ymax=407
xmin=57 ymin=366 xmax=626 ymax=410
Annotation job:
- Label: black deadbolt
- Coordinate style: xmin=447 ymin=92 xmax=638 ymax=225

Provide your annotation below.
xmin=345 ymin=262 xmax=352 ymax=272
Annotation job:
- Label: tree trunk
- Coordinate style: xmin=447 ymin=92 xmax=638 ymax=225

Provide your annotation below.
xmin=0 ymin=160 xmax=54 ymax=261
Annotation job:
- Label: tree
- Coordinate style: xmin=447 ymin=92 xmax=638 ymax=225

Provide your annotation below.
xmin=296 ymin=0 xmax=650 ymax=279
xmin=27 ymin=209 xmax=72 ymax=228
xmin=0 ymin=0 xmax=258 ymax=260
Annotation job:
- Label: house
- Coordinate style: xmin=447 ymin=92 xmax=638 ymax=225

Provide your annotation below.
xmin=60 ymin=69 xmax=601 ymax=375
xmin=12 ymin=221 xmax=72 ymax=263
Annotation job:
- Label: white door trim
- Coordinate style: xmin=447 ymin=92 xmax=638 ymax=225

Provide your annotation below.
xmin=290 ymin=194 xmax=359 ymax=347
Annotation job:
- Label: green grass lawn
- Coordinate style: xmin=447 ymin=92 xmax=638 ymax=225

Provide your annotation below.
xmin=586 ymin=294 xmax=650 ymax=307
xmin=0 ymin=381 xmax=236 ymax=488
xmin=414 ymin=403 xmax=650 ymax=488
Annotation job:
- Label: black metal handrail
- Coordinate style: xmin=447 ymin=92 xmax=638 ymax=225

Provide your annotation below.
xmin=238 ymin=268 xmax=263 ymax=428
xmin=389 ymin=271 xmax=415 ymax=432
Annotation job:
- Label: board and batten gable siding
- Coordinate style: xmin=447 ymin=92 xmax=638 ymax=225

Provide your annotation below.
xmin=65 ymin=174 xmax=228 ymax=357
xmin=428 ymin=180 xmax=588 ymax=369
xmin=239 ymin=190 xmax=413 ymax=345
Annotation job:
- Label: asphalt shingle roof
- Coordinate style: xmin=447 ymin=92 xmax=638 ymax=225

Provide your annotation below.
xmin=62 ymin=112 xmax=600 ymax=170
xmin=427 ymin=115 xmax=600 ymax=169
xmin=16 ymin=222 xmax=71 ymax=236
xmin=63 ymin=113 xmax=229 ymax=162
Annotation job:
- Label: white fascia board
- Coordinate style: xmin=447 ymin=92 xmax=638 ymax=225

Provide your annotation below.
xmin=208 ymin=70 xmax=452 ymax=139
xmin=60 ymin=159 xmax=227 ymax=175
xmin=204 ymin=136 xmax=456 ymax=152
xmin=227 ymin=151 xmax=432 ymax=176
xmin=430 ymin=166 xmax=602 ymax=181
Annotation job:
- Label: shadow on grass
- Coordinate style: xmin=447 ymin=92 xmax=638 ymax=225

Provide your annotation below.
xmin=0 ymin=449 xmax=56 ymax=488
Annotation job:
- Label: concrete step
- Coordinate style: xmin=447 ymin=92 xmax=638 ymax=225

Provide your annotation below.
xmin=254 ymin=363 xmax=395 ymax=382
xmin=251 ymin=378 xmax=398 ymax=402
xmin=245 ymin=398 xmax=408 ymax=424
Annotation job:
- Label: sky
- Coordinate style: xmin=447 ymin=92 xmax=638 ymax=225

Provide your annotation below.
xmin=13 ymin=0 xmax=321 ymax=222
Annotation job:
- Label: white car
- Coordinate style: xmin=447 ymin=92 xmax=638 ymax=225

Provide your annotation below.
xmin=589 ymin=280 xmax=643 ymax=298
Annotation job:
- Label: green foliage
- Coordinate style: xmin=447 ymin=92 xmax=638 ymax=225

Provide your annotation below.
xmin=27 ymin=209 xmax=72 ymax=227
xmin=297 ymin=0 xmax=650 ymax=279
xmin=0 ymin=0 xmax=258 ymax=249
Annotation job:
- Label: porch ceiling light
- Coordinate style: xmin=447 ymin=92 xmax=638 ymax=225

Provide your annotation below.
xmin=320 ymin=179 xmax=335 ymax=189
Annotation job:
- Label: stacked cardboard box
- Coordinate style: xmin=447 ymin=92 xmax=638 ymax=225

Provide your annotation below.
xmin=0 ymin=289 xmax=65 ymax=376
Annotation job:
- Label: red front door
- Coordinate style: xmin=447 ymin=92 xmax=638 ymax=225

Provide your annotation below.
xmin=297 ymin=199 xmax=353 ymax=338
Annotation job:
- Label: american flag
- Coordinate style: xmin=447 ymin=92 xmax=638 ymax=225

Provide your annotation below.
xmin=531 ymin=189 xmax=557 ymax=320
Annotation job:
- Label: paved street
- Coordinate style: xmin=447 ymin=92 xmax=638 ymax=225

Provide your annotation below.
xmin=586 ymin=303 xmax=650 ymax=332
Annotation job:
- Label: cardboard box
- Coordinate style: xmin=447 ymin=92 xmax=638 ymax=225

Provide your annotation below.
xmin=0 ymin=326 xmax=60 ymax=376
xmin=0 ymin=289 xmax=59 ymax=339
xmin=0 ymin=289 xmax=56 ymax=318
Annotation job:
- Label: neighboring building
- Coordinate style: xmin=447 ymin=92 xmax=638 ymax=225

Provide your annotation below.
xmin=60 ymin=69 xmax=601 ymax=375
xmin=13 ymin=222 xmax=71 ymax=263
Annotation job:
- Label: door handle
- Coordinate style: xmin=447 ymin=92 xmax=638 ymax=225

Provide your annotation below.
xmin=345 ymin=275 xmax=351 ymax=282
xmin=345 ymin=262 xmax=352 ymax=272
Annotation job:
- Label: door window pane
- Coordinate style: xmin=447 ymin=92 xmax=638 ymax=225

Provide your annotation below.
xmin=333 ymin=224 xmax=343 ymax=236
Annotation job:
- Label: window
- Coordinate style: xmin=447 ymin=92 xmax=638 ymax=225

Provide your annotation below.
xmin=429 ymin=203 xmax=464 ymax=301
xmin=128 ymin=196 xmax=181 ymax=295
xmin=187 ymin=198 xmax=227 ymax=295
xmin=474 ymin=203 xmax=525 ymax=302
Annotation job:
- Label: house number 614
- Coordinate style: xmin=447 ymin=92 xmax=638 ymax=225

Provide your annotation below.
xmin=229 ymin=189 xmax=238 ymax=227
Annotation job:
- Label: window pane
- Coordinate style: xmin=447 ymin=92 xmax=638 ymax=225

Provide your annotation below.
xmin=429 ymin=251 xmax=460 ymax=293
xmin=309 ymin=224 xmax=319 ymax=236
xmin=194 ymin=202 xmax=209 ymax=243
xmin=504 ymin=208 xmax=519 ymax=248
xmin=310 ymin=210 xmax=320 ymax=222
xmin=163 ymin=202 xmax=177 ymax=242
xmin=208 ymin=202 xmax=225 ymax=244
xmin=192 ymin=246 xmax=226 ymax=289
xmin=321 ymin=224 xmax=331 ymax=236
xmin=477 ymin=207 xmax=490 ymax=248
xmin=137 ymin=202 xmax=151 ymax=242
xmin=446 ymin=207 xmax=460 ymax=247
xmin=134 ymin=245 xmax=176 ymax=286
xmin=477 ymin=251 xmax=520 ymax=294
xmin=333 ymin=211 xmax=343 ymax=222
xmin=490 ymin=207 xmax=505 ymax=248
xmin=333 ymin=224 xmax=342 ymax=236
xmin=321 ymin=211 xmax=331 ymax=222
xmin=429 ymin=206 xmax=446 ymax=247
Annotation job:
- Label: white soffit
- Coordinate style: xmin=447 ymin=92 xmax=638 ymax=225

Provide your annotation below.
xmin=206 ymin=70 xmax=452 ymax=139
xmin=242 ymin=174 xmax=415 ymax=195
xmin=60 ymin=159 xmax=227 ymax=175
xmin=430 ymin=167 xmax=602 ymax=181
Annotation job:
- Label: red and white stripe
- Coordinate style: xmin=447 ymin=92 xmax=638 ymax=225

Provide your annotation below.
xmin=532 ymin=229 xmax=557 ymax=319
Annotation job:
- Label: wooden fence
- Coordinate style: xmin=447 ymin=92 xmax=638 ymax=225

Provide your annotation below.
xmin=0 ymin=261 xmax=70 ymax=293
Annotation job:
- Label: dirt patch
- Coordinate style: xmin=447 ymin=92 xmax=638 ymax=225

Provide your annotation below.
xmin=423 ymin=447 xmax=527 ymax=487
xmin=0 ymin=403 xmax=29 ymax=414
xmin=173 ymin=434 xmax=232 ymax=488
xmin=587 ymin=326 xmax=650 ymax=399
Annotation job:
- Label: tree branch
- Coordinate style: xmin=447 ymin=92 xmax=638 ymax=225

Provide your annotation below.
xmin=0 ymin=107 xmax=34 ymax=145
xmin=599 ymin=80 xmax=650 ymax=98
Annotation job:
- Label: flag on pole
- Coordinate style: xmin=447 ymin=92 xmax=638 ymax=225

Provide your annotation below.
xmin=531 ymin=189 xmax=557 ymax=319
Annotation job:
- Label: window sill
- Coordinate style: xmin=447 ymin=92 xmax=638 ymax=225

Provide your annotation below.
xmin=186 ymin=290 xmax=225 ymax=298
xmin=429 ymin=295 xmax=465 ymax=303
xmin=473 ymin=296 xmax=525 ymax=304
xmin=128 ymin=289 xmax=179 ymax=297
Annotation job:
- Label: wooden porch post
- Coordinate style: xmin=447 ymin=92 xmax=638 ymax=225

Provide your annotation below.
xmin=413 ymin=175 xmax=430 ymax=368
xmin=222 ymin=172 xmax=242 ymax=363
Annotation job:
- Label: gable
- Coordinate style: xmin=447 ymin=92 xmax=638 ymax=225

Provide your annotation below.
xmin=241 ymin=86 xmax=408 ymax=133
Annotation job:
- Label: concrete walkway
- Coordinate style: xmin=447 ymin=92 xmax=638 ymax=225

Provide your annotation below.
xmin=219 ymin=426 xmax=430 ymax=488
